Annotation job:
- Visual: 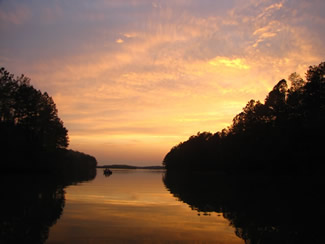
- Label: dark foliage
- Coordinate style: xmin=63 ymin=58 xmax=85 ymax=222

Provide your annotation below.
xmin=1 ymin=68 xmax=68 ymax=162
xmin=53 ymin=149 xmax=97 ymax=182
xmin=163 ymin=62 xmax=325 ymax=173
xmin=0 ymin=67 xmax=97 ymax=173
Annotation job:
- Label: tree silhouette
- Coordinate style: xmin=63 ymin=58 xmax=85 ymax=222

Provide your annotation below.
xmin=0 ymin=67 xmax=68 ymax=155
xmin=163 ymin=61 xmax=325 ymax=173
xmin=0 ymin=68 xmax=98 ymax=172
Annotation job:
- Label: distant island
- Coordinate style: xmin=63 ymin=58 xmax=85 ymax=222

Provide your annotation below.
xmin=163 ymin=62 xmax=325 ymax=174
xmin=98 ymin=164 xmax=165 ymax=170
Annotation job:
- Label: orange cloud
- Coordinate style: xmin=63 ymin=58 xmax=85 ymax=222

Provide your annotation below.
xmin=116 ymin=38 xmax=124 ymax=44
xmin=209 ymin=57 xmax=251 ymax=70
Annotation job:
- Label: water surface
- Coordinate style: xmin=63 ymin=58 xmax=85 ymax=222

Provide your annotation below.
xmin=46 ymin=169 xmax=243 ymax=243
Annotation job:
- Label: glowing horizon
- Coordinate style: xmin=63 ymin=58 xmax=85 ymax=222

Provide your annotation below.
xmin=1 ymin=0 xmax=324 ymax=165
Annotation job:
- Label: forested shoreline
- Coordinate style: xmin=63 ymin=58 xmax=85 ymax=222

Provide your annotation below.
xmin=163 ymin=62 xmax=325 ymax=173
xmin=0 ymin=67 xmax=97 ymax=175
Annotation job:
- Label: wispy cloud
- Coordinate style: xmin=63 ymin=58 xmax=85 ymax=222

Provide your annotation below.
xmin=0 ymin=3 xmax=31 ymax=26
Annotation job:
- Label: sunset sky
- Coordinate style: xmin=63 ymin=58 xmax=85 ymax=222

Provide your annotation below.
xmin=1 ymin=0 xmax=325 ymax=165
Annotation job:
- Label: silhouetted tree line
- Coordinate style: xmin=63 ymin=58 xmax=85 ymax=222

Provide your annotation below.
xmin=55 ymin=149 xmax=97 ymax=182
xmin=163 ymin=171 xmax=324 ymax=244
xmin=164 ymin=62 xmax=325 ymax=172
xmin=0 ymin=67 xmax=97 ymax=173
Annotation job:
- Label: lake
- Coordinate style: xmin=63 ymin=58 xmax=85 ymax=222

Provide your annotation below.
xmin=46 ymin=169 xmax=243 ymax=243
xmin=1 ymin=169 xmax=322 ymax=243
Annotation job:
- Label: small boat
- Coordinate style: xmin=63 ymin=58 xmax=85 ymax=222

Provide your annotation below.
xmin=103 ymin=168 xmax=112 ymax=176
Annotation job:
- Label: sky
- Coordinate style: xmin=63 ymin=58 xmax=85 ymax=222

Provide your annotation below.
xmin=1 ymin=0 xmax=325 ymax=166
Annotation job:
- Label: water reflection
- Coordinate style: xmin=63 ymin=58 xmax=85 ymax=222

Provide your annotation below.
xmin=163 ymin=171 xmax=324 ymax=244
xmin=6 ymin=168 xmax=319 ymax=243
xmin=0 ymin=169 xmax=96 ymax=244
xmin=47 ymin=169 xmax=243 ymax=243
xmin=103 ymin=168 xmax=112 ymax=177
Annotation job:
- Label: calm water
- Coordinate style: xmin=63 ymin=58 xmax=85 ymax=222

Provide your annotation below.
xmin=2 ymin=169 xmax=322 ymax=243
xmin=46 ymin=169 xmax=243 ymax=243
